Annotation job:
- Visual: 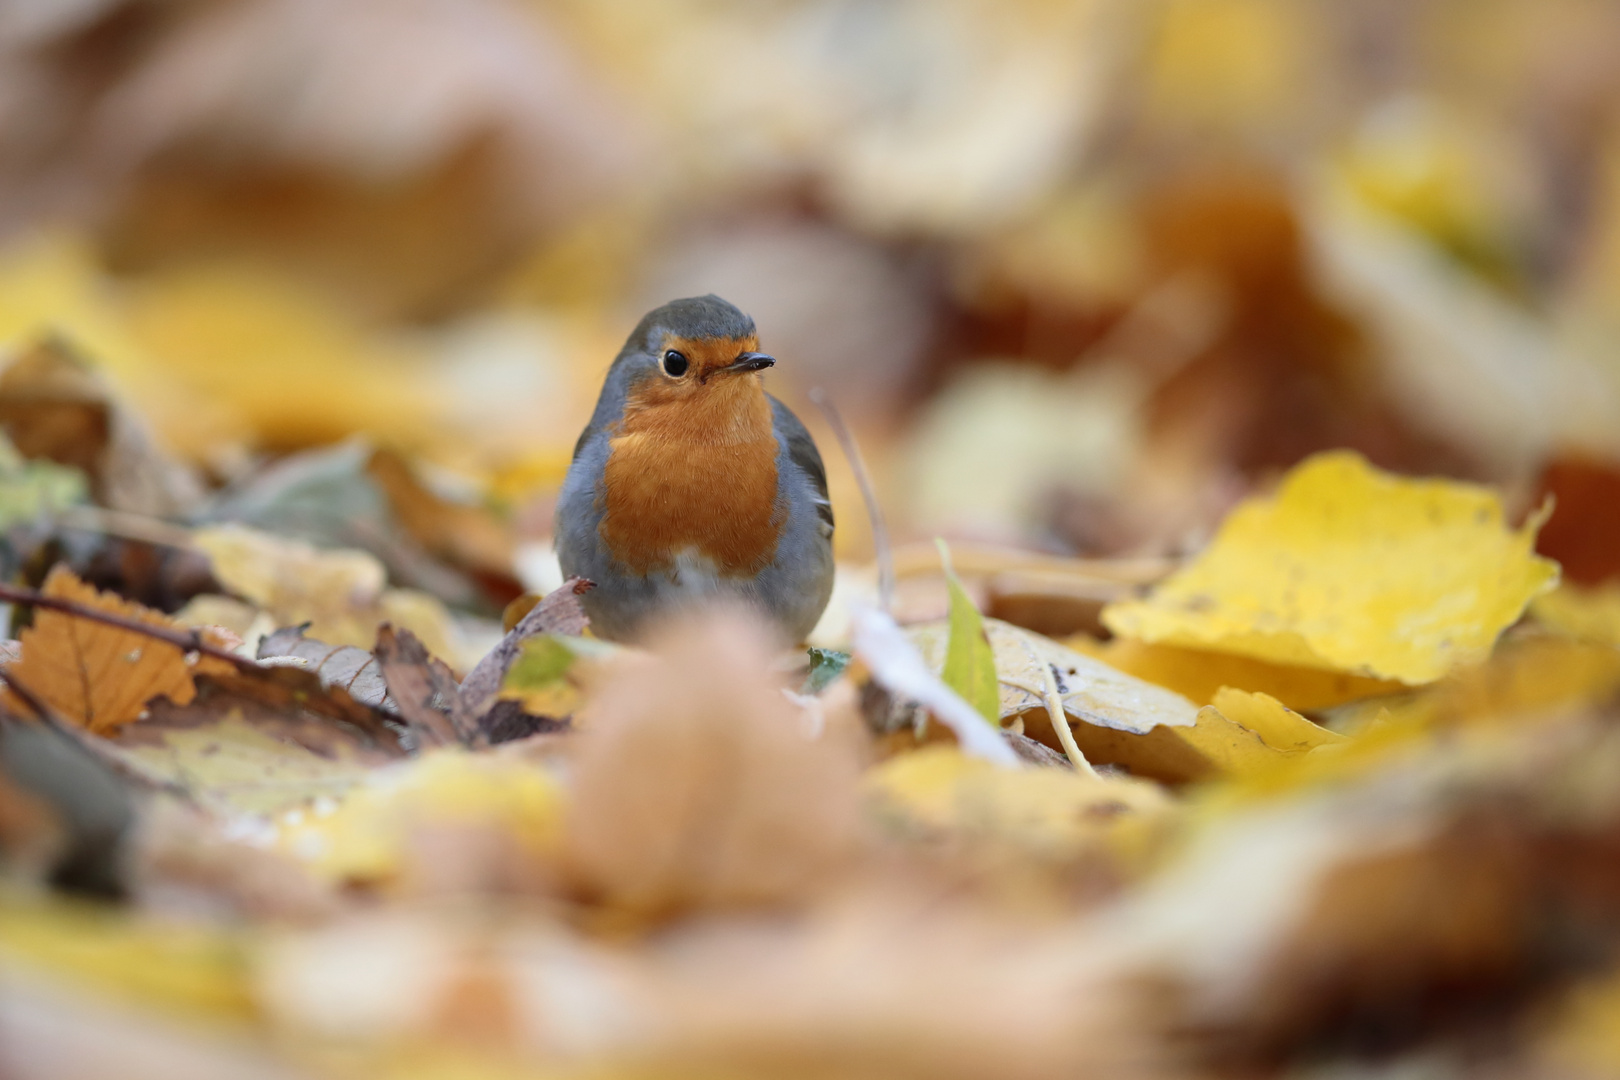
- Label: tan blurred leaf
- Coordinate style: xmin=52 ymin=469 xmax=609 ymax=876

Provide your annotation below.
xmin=193 ymin=523 xmax=461 ymax=662
xmin=0 ymin=337 xmax=202 ymax=516
xmin=365 ymin=448 xmax=514 ymax=582
xmin=5 ymin=565 xmax=234 ymax=734
xmin=563 ymin=611 xmax=865 ymax=917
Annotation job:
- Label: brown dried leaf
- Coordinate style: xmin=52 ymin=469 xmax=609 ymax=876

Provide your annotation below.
xmin=365 ymin=448 xmax=516 ymax=585
xmin=6 ymin=565 xmax=235 ymax=734
xmin=0 ymin=337 xmax=203 ymax=516
xmin=256 ymin=625 xmax=394 ymax=715
xmin=373 ymin=624 xmax=466 ymax=748
xmin=562 ymin=610 xmax=865 ymax=917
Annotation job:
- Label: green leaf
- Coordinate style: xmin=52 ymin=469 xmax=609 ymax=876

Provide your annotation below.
xmin=936 ymin=539 xmax=1000 ymax=726
xmin=0 ymin=432 xmax=88 ymax=532
xmin=803 ymin=647 xmax=851 ymax=694
xmin=500 ymin=634 xmax=616 ymax=717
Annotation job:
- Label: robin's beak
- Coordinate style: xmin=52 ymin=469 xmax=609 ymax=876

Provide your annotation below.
xmin=722 ymin=351 xmax=776 ymax=374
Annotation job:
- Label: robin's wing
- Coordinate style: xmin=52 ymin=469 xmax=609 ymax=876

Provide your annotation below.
xmin=770 ymin=395 xmax=833 ymax=537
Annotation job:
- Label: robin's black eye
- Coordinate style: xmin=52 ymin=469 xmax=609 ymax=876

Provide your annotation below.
xmin=662 ymin=350 xmax=689 ymax=377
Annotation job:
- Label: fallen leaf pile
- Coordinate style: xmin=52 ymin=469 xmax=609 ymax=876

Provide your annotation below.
xmin=3 ymin=433 xmax=1615 ymax=1080
xmin=4 ymin=3 xmax=1620 ymax=1078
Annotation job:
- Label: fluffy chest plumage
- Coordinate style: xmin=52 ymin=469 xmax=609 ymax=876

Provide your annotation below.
xmin=596 ymin=379 xmax=782 ymax=576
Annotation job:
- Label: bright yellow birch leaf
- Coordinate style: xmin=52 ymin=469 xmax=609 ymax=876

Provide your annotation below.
xmin=1165 ymin=687 xmax=1348 ymax=781
xmin=1214 ymin=634 xmax=1620 ymax=803
xmin=1207 ymin=687 xmax=1347 ymax=753
xmin=1531 ymin=582 xmax=1620 ymax=647
xmin=1070 ymin=636 xmax=1403 ymax=710
xmin=937 ymin=539 xmax=1001 ymax=726
xmin=1102 ymin=451 xmax=1560 ymax=684
xmin=1057 ymin=688 xmax=1341 ymax=785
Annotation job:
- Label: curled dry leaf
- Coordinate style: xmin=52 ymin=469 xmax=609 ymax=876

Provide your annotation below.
xmin=257 ymin=624 xmax=395 ymax=714
xmin=4 ymin=565 xmax=236 ymax=734
xmin=373 ymin=624 xmax=466 ymax=748
xmin=563 ymin=609 xmax=866 ymax=917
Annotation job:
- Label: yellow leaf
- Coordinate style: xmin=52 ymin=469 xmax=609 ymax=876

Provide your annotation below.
xmin=1208 ymin=687 xmax=1347 ymax=754
xmin=114 ymin=711 xmax=389 ymax=818
xmin=278 ymin=750 xmax=566 ymax=888
xmin=1159 ymin=688 xmax=1346 ymax=782
xmin=1070 ymin=636 xmax=1402 ymax=711
xmin=6 ymin=566 xmax=233 ymax=734
xmin=937 ymin=539 xmax=1000 ymax=725
xmin=1531 ymin=581 xmax=1620 ymax=647
xmin=1215 ymin=634 xmax=1620 ymax=802
xmin=867 ymin=745 xmax=1175 ymax=864
xmin=495 ymin=634 xmax=610 ymax=718
xmin=121 ymin=263 xmax=437 ymax=450
xmin=1102 ymin=451 xmax=1560 ymax=684
xmin=0 ymin=892 xmax=255 ymax=1023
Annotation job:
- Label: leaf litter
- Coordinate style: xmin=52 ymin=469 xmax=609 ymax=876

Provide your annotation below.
xmin=2 ymin=359 xmax=1615 ymax=1080
xmin=4 ymin=10 xmax=1620 ymax=1074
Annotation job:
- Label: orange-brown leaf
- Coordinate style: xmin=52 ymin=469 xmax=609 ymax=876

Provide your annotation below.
xmin=6 ymin=565 xmax=234 ymax=734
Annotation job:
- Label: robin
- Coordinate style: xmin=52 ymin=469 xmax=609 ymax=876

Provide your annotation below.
xmin=555 ymin=295 xmax=835 ymax=643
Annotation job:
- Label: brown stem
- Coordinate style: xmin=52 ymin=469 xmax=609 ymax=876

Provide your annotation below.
xmin=808 ymin=388 xmax=894 ymax=615
xmin=0 ymin=582 xmax=256 ymax=670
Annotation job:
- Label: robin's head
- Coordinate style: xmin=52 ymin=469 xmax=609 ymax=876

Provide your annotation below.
xmin=615 ymin=296 xmax=775 ymax=403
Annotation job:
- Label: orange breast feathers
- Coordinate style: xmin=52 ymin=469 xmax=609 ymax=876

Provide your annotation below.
xmin=597 ymin=342 xmax=783 ymax=577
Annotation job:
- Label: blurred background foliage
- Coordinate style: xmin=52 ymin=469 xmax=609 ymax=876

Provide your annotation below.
xmin=1 ymin=0 xmax=1618 ymax=571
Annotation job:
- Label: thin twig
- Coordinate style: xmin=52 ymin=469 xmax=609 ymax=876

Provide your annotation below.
xmin=0 ymin=582 xmax=256 ymax=670
xmin=808 ymin=388 xmax=894 ymax=615
xmin=53 ymin=505 xmax=197 ymax=550
xmin=0 ymin=667 xmax=196 ymax=800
